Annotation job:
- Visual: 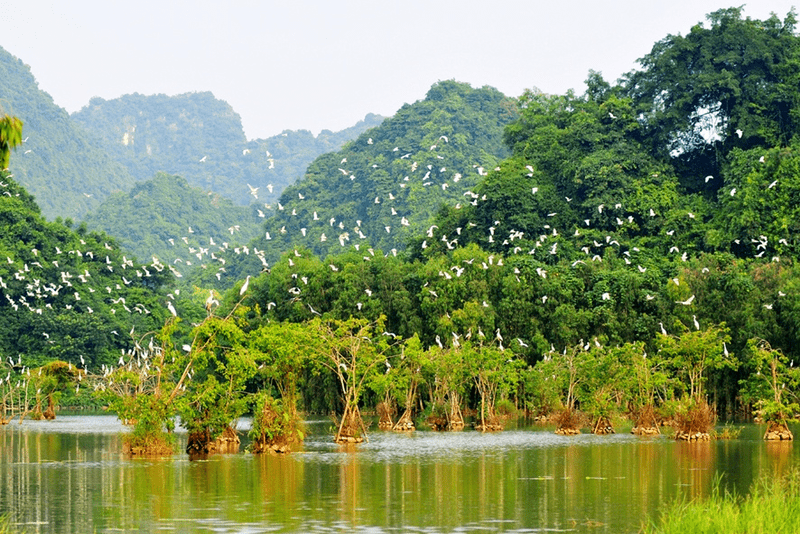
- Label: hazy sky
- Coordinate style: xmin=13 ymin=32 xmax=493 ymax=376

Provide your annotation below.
xmin=3 ymin=1 xmax=797 ymax=139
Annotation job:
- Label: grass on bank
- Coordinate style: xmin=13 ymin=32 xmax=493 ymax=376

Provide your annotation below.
xmin=643 ymin=469 xmax=800 ymax=533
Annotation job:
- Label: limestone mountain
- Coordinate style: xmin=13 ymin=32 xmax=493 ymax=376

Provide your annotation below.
xmin=255 ymin=80 xmax=516 ymax=261
xmin=71 ymin=92 xmax=384 ymax=205
xmin=0 ymin=46 xmax=135 ymax=220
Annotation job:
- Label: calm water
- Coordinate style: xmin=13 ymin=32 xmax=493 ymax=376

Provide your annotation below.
xmin=0 ymin=416 xmax=797 ymax=533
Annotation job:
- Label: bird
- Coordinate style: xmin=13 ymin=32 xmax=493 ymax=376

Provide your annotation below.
xmin=659 ymin=322 xmax=667 ymax=336
xmin=692 ymin=315 xmax=700 ymax=330
xmin=240 ymin=275 xmax=251 ymax=296
xmin=676 ymin=295 xmax=695 ymax=306
xmin=167 ymin=301 xmax=177 ymax=317
xmin=205 ymin=290 xmax=219 ymax=312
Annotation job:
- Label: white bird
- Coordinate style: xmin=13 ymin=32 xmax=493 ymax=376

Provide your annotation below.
xmin=659 ymin=322 xmax=667 ymax=336
xmin=167 ymin=301 xmax=177 ymax=317
xmin=676 ymin=295 xmax=695 ymax=306
xmin=692 ymin=315 xmax=700 ymax=330
xmin=240 ymin=275 xmax=251 ymax=296
xmin=730 ymin=188 xmax=737 ymax=196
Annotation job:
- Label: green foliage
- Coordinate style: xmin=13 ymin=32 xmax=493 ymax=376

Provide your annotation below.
xmin=657 ymin=323 xmax=736 ymax=402
xmin=95 ymin=324 xmax=184 ymax=453
xmin=83 ymin=172 xmax=261 ymax=270
xmin=626 ymin=8 xmax=800 ymax=166
xmin=644 ymin=470 xmax=800 ymax=534
xmin=0 ymin=170 xmax=169 ymax=372
xmin=0 ymin=114 xmax=23 ymax=170
xmin=177 ymin=313 xmax=255 ymax=444
xmin=739 ymin=338 xmax=800 ymax=424
xmin=249 ymin=392 xmax=304 ymax=451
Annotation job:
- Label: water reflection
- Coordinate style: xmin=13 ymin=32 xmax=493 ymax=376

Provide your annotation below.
xmin=0 ymin=417 xmax=797 ymax=533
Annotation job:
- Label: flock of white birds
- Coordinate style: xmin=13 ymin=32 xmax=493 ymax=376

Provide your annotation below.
xmin=0 ymin=122 xmax=789 ymax=389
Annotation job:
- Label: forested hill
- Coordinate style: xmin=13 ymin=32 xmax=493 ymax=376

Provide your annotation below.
xmin=71 ymin=92 xmax=385 ymax=205
xmin=223 ymin=80 xmax=516 ymax=274
xmin=203 ymin=8 xmax=800 ymax=375
xmin=82 ymin=172 xmax=263 ymax=272
xmin=424 ymin=8 xmax=800 ymax=264
xmin=0 ymin=169 xmax=171 ymax=370
xmin=0 ymin=46 xmax=135 ymax=220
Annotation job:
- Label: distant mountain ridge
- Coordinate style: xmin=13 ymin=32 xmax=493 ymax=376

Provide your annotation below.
xmin=0 ymin=44 xmax=383 ymax=222
xmin=71 ymin=92 xmax=384 ymax=205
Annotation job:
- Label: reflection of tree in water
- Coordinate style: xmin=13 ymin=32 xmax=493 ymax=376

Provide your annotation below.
xmin=673 ymin=440 xmax=715 ymax=500
xmin=766 ymin=439 xmax=793 ymax=478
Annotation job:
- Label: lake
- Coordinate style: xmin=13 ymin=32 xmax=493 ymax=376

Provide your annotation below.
xmin=0 ymin=416 xmax=796 ymax=533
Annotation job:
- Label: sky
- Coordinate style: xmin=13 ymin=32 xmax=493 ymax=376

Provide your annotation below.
xmin=2 ymin=1 xmax=798 ymax=140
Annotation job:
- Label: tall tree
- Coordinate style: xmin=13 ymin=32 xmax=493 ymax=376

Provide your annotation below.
xmin=624 ymin=8 xmax=800 ymax=185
